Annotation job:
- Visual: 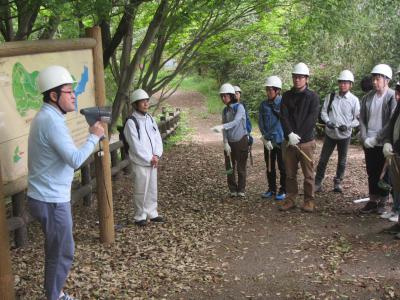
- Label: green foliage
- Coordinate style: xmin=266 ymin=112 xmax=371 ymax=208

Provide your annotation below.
xmin=163 ymin=111 xmax=193 ymax=151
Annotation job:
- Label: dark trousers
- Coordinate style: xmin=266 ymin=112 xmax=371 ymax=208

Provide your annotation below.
xmin=364 ymin=146 xmax=389 ymax=197
xmin=263 ymin=144 xmax=286 ymax=193
xmin=315 ymin=135 xmax=350 ymax=183
xmin=224 ymin=135 xmax=249 ymax=193
xmin=28 ymin=197 xmax=74 ymax=300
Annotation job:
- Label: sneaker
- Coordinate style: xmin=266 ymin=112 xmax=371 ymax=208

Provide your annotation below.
xmin=380 ymin=211 xmax=396 ymax=219
xmin=395 ymin=232 xmax=400 ymax=239
xmin=230 ymin=192 xmax=237 ymax=197
xmin=382 ymin=223 xmax=400 ymax=234
xmin=275 ymin=192 xmax=286 ymax=201
xmin=237 ymin=192 xmax=245 ymax=197
xmin=134 ymin=220 xmax=147 ymax=227
xmin=333 ymin=184 xmax=343 ymax=193
xmin=389 ymin=214 xmax=399 ymax=222
xmin=150 ymin=216 xmax=164 ymax=223
xmin=377 ymin=203 xmax=386 ymax=215
xmin=315 ymin=183 xmax=322 ymax=193
xmin=59 ymin=293 xmax=76 ymax=300
xmin=261 ymin=191 xmax=275 ymax=198
xmin=360 ymin=201 xmax=378 ymax=214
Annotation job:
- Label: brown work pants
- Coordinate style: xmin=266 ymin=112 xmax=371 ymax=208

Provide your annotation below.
xmin=224 ymin=135 xmax=249 ymax=193
xmin=283 ymin=140 xmax=316 ymax=203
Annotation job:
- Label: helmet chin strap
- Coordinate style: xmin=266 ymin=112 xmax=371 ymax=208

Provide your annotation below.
xmin=51 ymin=91 xmax=67 ymax=114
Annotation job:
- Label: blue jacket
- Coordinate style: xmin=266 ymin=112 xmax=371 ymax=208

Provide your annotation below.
xmin=258 ymin=96 xmax=284 ymax=144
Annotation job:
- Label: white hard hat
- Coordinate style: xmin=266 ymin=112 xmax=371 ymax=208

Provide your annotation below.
xmin=233 ymin=86 xmax=241 ymax=93
xmin=292 ymin=62 xmax=310 ymax=76
xmin=371 ymin=64 xmax=392 ymax=79
xmin=264 ymin=76 xmax=282 ymax=89
xmin=219 ymin=83 xmax=235 ymax=94
xmin=38 ymin=65 xmax=75 ymax=93
xmin=130 ymin=89 xmax=149 ymax=103
xmin=337 ymin=70 xmax=354 ymax=82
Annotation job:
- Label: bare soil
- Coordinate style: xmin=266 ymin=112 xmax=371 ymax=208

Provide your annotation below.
xmin=11 ymin=90 xmax=400 ymax=300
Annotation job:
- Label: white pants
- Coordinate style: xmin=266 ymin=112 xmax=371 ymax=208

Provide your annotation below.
xmin=133 ymin=164 xmax=159 ymax=221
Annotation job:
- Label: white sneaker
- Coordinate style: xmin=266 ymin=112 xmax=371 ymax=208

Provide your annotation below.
xmin=389 ymin=213 xmax=399 ymax=222
xmin=237 ymin=192 xmax=245 ymax=197
xmin=380 ymin=211 xmax=396 ymax=219
xmin=230 ymin=192 xmax=237 ymax=197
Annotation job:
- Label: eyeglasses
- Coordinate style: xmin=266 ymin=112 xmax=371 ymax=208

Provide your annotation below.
xmin=60 ymin=90 xmax=75 ymax=95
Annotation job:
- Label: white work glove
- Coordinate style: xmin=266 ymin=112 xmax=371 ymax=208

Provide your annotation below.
xmin=288 ymin=132 xmax=301 ymax=146
xmin=224 ymin=142 xmax=231 ymax=154
xmin=383 ymin=142 xmax=394 ymax=158
xmin=265 ymin=140 xmax=273 ymax=151
xmin=211 ymin=124 xmax=224 ymax=133
xmin=364 ymin=137 xmax=377 ymax=149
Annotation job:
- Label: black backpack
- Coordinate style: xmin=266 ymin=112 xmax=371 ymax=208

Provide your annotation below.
xmin=118 ymin=115 xmax=154 ymax=154
xmin=318 ymin=92 xmax=335 ymax=124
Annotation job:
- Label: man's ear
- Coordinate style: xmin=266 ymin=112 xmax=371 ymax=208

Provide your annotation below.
xmin=49 ymin=90 xmax=58 ymax=102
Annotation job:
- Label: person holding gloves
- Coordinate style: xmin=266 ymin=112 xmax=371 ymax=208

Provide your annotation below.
xmin=212 ymin=83 xmax=249 ymax=197
xmin=279 ymin=63 xmax=320 ymax=212
xmin=315 ymin=70 xmax=360 ymax=193
xmin=259 ymin=76 xmax=286 ymax=200
xmin=359 ymin=64 xmax=396 ymax=214
xmin=28 ymin=65 xmax=104 ymax=300
xmin=123 ymin=89 xmax=163 ymax=226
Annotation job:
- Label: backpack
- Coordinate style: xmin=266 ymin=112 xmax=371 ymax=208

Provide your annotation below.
xmin=223 ymin=102 xmax=253 ymax=145
xmin=117 ymin=115 xmax=154 ymax=154
xmin=318 ymin=92 xmax=335 ymax=124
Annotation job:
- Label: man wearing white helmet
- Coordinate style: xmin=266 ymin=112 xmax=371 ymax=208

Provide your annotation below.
xmin=27 ymin=65 xmax=104 ymax=300
xmin=315 ymin=70 xmax=360 ymax=193
xmin=359 ymin=64 xmax=396 ymax=214
xmin=381 ymin=82 xmax=400 ymax=234
xmin=258 ymin=76 xmax=286 ymax=200
xmin=212 ymin=83 xmax=249 ymax=197
xmin=279 ymin=62 xmax=320 ymax=212
xmin=123 ymin=89 xmax=163 ymax=226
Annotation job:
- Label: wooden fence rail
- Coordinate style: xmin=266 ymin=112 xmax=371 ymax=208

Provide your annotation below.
xmin=5 ymin=108 xmax=181 ymax=248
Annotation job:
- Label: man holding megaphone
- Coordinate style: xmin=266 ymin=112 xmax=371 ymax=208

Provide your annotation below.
xmin=27 ymin=65 xmax=104 ymax=300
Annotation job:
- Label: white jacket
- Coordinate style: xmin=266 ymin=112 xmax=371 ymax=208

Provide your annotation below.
xmin=124 ymin=111 xmax=163 ymax=166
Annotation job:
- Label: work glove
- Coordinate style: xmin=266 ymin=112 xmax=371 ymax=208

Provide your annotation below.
xmin=224 ymin=142 xmax=231 ymax=155
xmin=364 ymin=137 xmax=377 ymax=149
xmin=383 ymin=143 xmax=394 ymax=158
xmin=211 ymin=124 xmax=224 ymax=133
xmin=338 ymin=125 xmax=348 ymax=132
xmin=326 ymin=121 xmax=335 ymax=129
xmin=288 ymin=132 xmax=301 ymax=146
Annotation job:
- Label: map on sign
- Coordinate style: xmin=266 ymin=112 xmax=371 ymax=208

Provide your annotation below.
xmin=0 ymin=49 xmax=96 ymax=185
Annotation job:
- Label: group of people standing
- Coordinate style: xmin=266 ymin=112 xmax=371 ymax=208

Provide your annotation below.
xmin=212 ymin=62 xmax=400 ymax=219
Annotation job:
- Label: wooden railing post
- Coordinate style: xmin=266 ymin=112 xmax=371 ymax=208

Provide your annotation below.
xmin=81 ymin=164 xmax=92 ymax=207
xmin=11 ymin=191 xmax=27 ymax=247
xmin=0 ymin=160 xmax=16 ymax=299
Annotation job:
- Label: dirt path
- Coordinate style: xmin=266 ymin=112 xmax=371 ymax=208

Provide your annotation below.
xmin=12 ymin=90 xmax=400 ymax=299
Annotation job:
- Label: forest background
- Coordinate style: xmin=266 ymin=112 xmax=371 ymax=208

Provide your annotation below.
xmin=1 ymin=0 xmax=400 ymax=123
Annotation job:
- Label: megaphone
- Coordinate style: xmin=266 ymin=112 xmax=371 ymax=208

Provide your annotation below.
xmin=80 ymin=107 xmax=112 ymax=126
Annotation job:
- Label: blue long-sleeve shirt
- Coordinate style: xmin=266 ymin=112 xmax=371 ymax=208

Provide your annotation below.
xmin=27 ymin=103 xmax=99 ymax=203
xmin=258 ymin=96 xmax=284 ymax=144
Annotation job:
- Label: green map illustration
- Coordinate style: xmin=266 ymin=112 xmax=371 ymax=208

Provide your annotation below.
xmin=12 ymin=63 xmax=88 ymax=116
xmin=12 ymin=62 xmax=42 ymax=116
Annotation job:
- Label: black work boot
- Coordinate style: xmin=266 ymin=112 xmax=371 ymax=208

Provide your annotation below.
xmin=333 ymin=178 xmax=343 ymax=193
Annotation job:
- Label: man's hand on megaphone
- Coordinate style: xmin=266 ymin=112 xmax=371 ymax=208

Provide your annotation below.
xmin=90 ymin=121 xmax=105 ymax=138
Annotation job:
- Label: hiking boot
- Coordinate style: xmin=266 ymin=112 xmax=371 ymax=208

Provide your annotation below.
xmin=275 ymin=191 xmax=286 ymax=201
xmin=278 ymin=199 xmax=295 ymax=211
xmin=359 ymin=201 xmax=378 ymax=214
xmin=261 ymin=190 xmax=275 ymax=199
xmin=333 ymin=178 xmax=343 ymax=193
xmin=301 ymin=200 xmax=315 ymax=212
xmin=382 ymin=223 xmax=400 ymax=234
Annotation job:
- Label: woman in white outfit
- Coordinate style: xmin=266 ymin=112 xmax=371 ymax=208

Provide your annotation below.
xmin=123 ymin=89 xmax=163 ymax=226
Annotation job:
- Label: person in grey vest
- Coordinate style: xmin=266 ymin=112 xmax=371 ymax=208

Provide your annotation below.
xmin=27 ymin=65 xmax=104 ymax=300
xmin=315 ymin=70 xmax=360 ymax=193
xmin=359 ymin=64 xmax=396 ymax=214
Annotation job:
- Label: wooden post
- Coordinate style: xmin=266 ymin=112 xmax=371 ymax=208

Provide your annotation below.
xmin=11 ymin=191 xmax=27 ymax=247
xmin=81 ymin=165 xmax=92 ymax=207
xmin=0 ymin=161 xmax=16 ymax=299
xmin=86 ymin=26 xmax=115 ymax=244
